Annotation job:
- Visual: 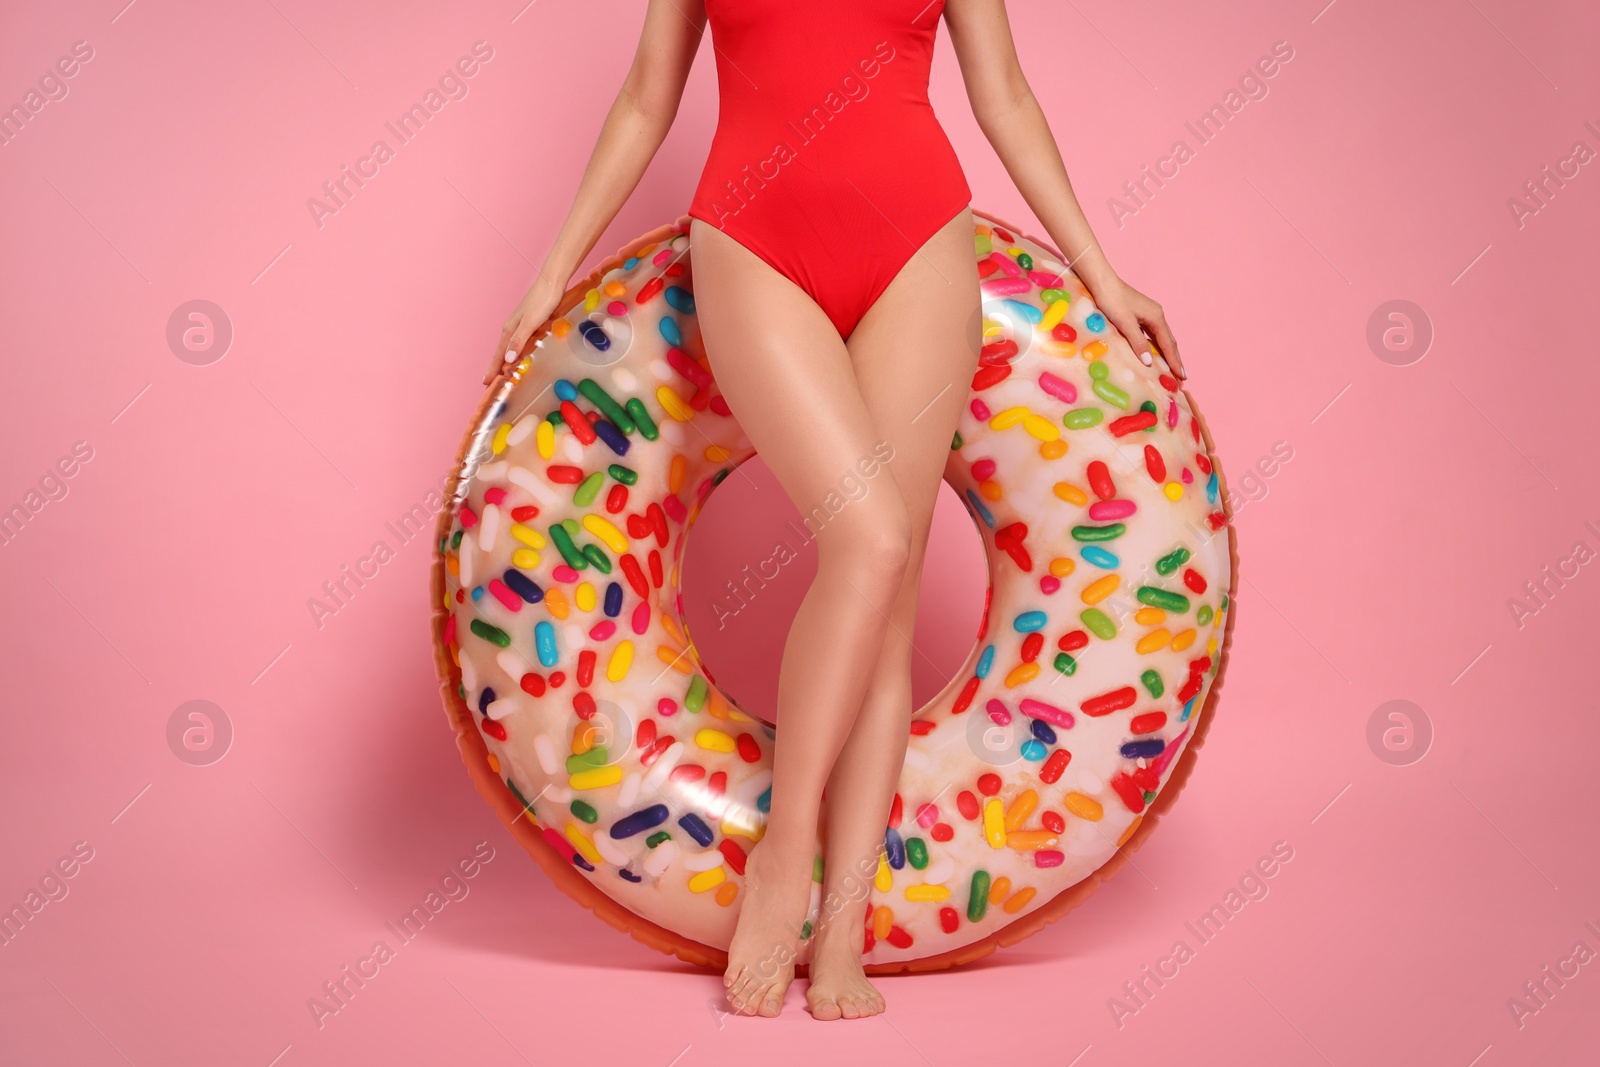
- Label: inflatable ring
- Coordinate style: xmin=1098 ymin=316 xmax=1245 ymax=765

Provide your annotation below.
xmin=430 ymin=211 xmax=1238 ymax=972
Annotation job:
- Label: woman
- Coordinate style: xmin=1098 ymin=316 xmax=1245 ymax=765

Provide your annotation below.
xmin=488 ymin=0 xmax=1182 ymax=1020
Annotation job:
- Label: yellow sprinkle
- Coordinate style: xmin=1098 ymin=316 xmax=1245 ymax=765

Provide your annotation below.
xmin=1083 ymin=340 xmax=1108 ymax=360
xmin=1135 ymin=607 xmax=1166 ymax=626
xmin=569 ymin=765 xmax=622 ymax=790
xmin=715 ymin=881 xmax=739 ymax=907
xmin=988 ymin=875 xmax=1011 ymax=904
xmin=510 ymin=523 xmax=547 ymax=549
xmin=657 ymin=386 xmax=693 ymax=422
xmin=656 ymin=644 xmax=693 ymax=675
xmin=872 ymin=905 xmax=894 ymax=939
xmin=606 ymin=641 xmax=634 ymax=682
xmin=550 ymin=318 xmax=572 ymax=337
xmin=1053 ymin=482 xmax=1088 ymax=505
xmin=1082 ymin=575 xmax=1119 ymax=604
xmin=543 ymin=588 xmax=570 ymax=620
xmin=1118 ymin=815 xmax=1145 ymax=847
xmin=695 ymin=728 xmax=736 ymax=753
xmin=669 ymin=454 xmax=686 ymax=494
xmin=511 ymin=548 xmax=541 ymax=570
xmin=1022 ymin=413 xmax=1060 ymax=441
xmin=1136 ymin=628 xmax=1172 ymax=655
xmin=979 ymin=480 xmax=1003 ymax=501
xmin=582 ymin=514 xmax=628 ymax=553
xmin=875 ymin=853 xmax=893 ymax=892
xmin=536 ymin=419 xmax=556 ymax=459
xmin=1207 ymin=637 xmax=1218 ymax=657
xmin=1164 ymin=481 xmax=1184 ymax=500
xmin=688 ymin=867 xmax=726 ymax=893
xmin=1049 ymin=557 xmax=1077 ymax=578
xmin=1039 ymin=439 xmax=1068 ymax=459
xmin=1002 ymin=886 xmax=1037 ymax=913
xmin=983 ymin=796 xmax=1006 ymax=849
xmin=1004 ymin=662 xmax=1040 ymax=687
xmin=1065 ymin=792 xmax=1103 ymax=821
xmin=491 ymin=422 xmax=511 ymax=455
xmin=1041 ymin=299 xmax=1070 ymax=329
xmin=575 ymin=582 xmax=596 ymax=612
xmin=1005 ymin=830 xmax=1060 ymax=851
xmin=904 ymin=884 xmax=950 ymax=903
xmin=704 ymin=445 xmax=731 ymax=462
xmin=721 ymin=813 xmax=764 ymax=841
xmin=1171 ymin=628 xmax=1198 ymax=651
xmin=584 ymin=288 xmax=601 ymax=310
xmin=989 ymin=406 xmax=1028 ymax=430
xmin=1004 ymin=789 xmax=1038 ymax=832
xmin=564 ymin=823 xmax=602 ymax=864
xmin=602 ymin=280 xmax=626 ymax=298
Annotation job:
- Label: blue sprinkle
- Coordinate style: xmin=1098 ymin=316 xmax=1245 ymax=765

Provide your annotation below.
xmin=1001 ymin=298 xmax=1043 ymax=324
xmin=1081 ymin=545 xmax=1119 ymax=569
xmin=659 ymin=316 xmax=682 ymax=347
xmin=964 ymin=489 xmax=996 ymax=529
xmin=884 ymin=828 xmax=906 ymax=869
xmin=1014 ymin=610 xmax=1048 ymax=633
xmin=1030 ymin=719 xmax=1057 ymax=745
xmin=623 ymin=256 xmax=639 ymax=269
xmin=503 ymin=569 xmax=543 ymax=604
xmin=1121 ymin=739 xmax=1165 ymax=760
xmin=572 ymin=853 xmax=595 ymax=872
xmin=535 ymin=621 xmax=558 ymax=667
xmin=1206 ymin=471 xmax=1219 ymax=504
xmin=1086 ymin=312 xmax=1107 ymax=332
xmin=469 ymin=585 xmax=485 ymax=602
xmin=665 ymin=286 xmax=696 ymax=314
xmin=678 ymin=812 xmax=714 ymax=846
xmin=554 ymin=379 xmax=578 ymax=402
xmin=610 ymin=804 xmax=670 ymax=839
xmin=618 ymin=869 xmax=642 ymax=882
xmin=477 ymin=687 xmax=496 ymax=714
xmin=593 ymin=419 xmax=630 ymax=455
xmin=578 ymin=320 xmax=610 ymax=352
xmin=1020 ymin=739 xmax=1047 ymax=761
xmin=976 ymin=644 xmax=995 ymax=679
xmin=603 ymin=582 xmax=623 ymax=617
xmin=757 ymin=787 xmax=772 ymax=813
xmin=1180 ymin=697 xmax=1196 ymax=722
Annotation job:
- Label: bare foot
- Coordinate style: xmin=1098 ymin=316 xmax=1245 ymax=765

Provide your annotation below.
xmin=723 ymin=839 xmax=812 ymax=1017
xmin=804 ymin=926 xmax=885 ymax=1020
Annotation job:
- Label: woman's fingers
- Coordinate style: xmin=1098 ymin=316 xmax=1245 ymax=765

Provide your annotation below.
xmin=1146 ymin=310 xmax=1185 ymax=379
xmin=1113 ymin=313 xmax=1153 ymax=366
xmin=484 ymin=317 xmax=520 ymax=385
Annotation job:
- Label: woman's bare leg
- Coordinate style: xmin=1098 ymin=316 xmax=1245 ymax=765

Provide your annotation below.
xmin=805 ymin=207 xmax=980 ymax=1020
xmin=689 ymin=218 xmax=916 ymax=1017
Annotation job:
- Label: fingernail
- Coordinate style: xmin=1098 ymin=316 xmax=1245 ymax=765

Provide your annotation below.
xmin=1139 ymin=350 xmax=1153 ymax=365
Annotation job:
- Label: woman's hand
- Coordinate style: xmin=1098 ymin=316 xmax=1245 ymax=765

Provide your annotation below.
xmin=1085 ymin=274 xmax=1185 ymax=379
xmin=485 ymin=273 xmax=566 ymax=385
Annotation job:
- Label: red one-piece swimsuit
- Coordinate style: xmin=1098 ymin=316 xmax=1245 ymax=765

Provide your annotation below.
xmin=686 ymin=0 xmax=972 ymax=340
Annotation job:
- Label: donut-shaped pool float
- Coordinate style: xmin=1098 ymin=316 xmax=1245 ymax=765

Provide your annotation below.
xmin=430 ymin=212 xmax=1237 ymax=971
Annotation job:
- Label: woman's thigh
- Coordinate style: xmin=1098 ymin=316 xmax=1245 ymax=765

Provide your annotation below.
xmin=687 ymin=219 xmax=910 ymax=554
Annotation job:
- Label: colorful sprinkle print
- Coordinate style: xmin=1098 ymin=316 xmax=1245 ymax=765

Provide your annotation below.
xmin=437 ymin=214 xmax=1235 ymax=965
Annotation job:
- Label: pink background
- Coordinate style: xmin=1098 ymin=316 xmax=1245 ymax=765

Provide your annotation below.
xmin=3 ymin=0 xmax=1598 ymax=1063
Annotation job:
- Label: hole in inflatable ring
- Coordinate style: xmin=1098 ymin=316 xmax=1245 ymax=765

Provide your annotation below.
xmin=680 ymin=455 xmax=989 ymax=728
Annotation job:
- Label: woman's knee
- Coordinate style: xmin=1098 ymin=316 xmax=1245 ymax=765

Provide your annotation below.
xmin=820 ymin=499 xmax=912 ymax=595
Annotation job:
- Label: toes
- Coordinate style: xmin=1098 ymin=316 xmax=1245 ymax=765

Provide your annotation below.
xmin=809 ymin=994 xmax=842 ymax=1021
xmin=839 ymin=995 xmax=861 ymax=1020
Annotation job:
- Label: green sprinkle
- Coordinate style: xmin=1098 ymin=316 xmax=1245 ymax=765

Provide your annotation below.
xmin=645 ymin=831 xmax=671 ymax=848
xmin=1196 ymin=604 xmax=1214 ymax=626
xmin=813 ymin=855 xmax=825 ymax=882
xmin=801 ymin=919 xmax=814 ymax=940
xmin=561 ymin=518 xmax=581 ymax=538
xmin=1072 ymin=523 xmax=1126 ymax=542
xmin=975 ymin=234 xmax=993 ymax=255
xmin=951 ymin=431 xmax=964 ymax=450
xmin=1088 ymin=361 xmax=1110 ymax=381
xmin=1221 ymin=593 xmax=1230 ymax=613
xmin=1081 ymin=608 xmax=1116 ymax=640
xmin=1093 ymin=380 xmax=1131 ymax=409
xmin=506 ymin=777 xmax=534 ymax=812
xmin=968 ymin=870 xmax=991 ymax=922
xmin=1063 ymin=408 xmax=1104 ymax=429
xmin=450 ymin=529 xmax=463 ymax=550
xmin=546 ymin=410 xmax=565 ymax=427
xmin=470 ymin=619 xmax=510 ymax=647
xmin=569 ymin=799 xmax=598 ymax=823
xmin=906 ymin=838 xmax=929 ymax=870
xmin=1137 ymin=586 xmax=1191 ymax=613
xmin=1141 ymin=669 xmax=1164 ymax=698
xmin=578 ymin=378 xmax=635 ymax=433
xmin=574 ymin=471 xmax=605 ymax=507
xmin=1053 ymin=652 xmax=1078 ymax=676
xmin=1155 ymin=547 xmax=1192 ymax=575
xmin=581 ymin=543 xmax=612 ymax=573
xmin=1016 ymin=252 xmax=1033 ymax=270
xmin=1041 ymin=287 xmax=1069 ymax=305
xmin=1139 ymin=399 xmax=1158 ymax=430
xmin=565 ymin=748 xmax=608 ymax=774
xmin=625 ymin=398 xmax=659 ymax=440
xmin=686 ymin=675 xmax=708 ymax=712
xmin=550 ymin=524 xmax=587 ymax=569
xmin=608 ymin=464 xmax=638 ymax=486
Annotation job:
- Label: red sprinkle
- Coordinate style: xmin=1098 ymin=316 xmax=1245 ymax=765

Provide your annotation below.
xmin=718 ymin=838 xmax=747 ymax=875
xmin=1042 ymin=810 xmax=1065 ymax=833
xmin=1144 ymin=445 xmax=1166 ymax=482
xmin=482 ymin=718 xmax=507 ymax=741
xmin=931 ymin=822 xmax=954 ymax=842
xmin=1111 ymin=772 xmax=1146 ymax=813
xmin=1020 ymin=632 xmax=1043 ymax=663
xmin=952 ymin=676 xmax=981 ymax=714
xmin=1087 ymin=461 xmax=1116 ymax=500
xmin=1058 ymin=630 xmax=1089 ymax=652
xmin=1110 ymin=411 xmax=1158 ymax=437
xmin=577 ymin=651 xmax=596 ymax=687
xmin=1183 ymin=568 xmax=1207 ymax=594
xmin=957 ymin=791 xmax=981 ymax=820
xmin=635 ymin=277 xmax=665 ymax=304
xmin=736 ymin=732 xmax=761 ymax=763
xmin=511 ymin=505 xmax=540 ymax=522
xmin=606 ymin=484 xmax=629 ymax=514
xmin=547 ymin=464 xmax=584 ymax=484
xmin=560 ymin=402 xmax=596 ymax=444
xmin=939 ymin=907 xmax=960 ymax=933
xmin=515 ymin=672 xmax=542 ymax=697
xmin=1129 ymin=712 xmax=1167 ymax=734
xmin=976 ymin=773 xmax=1002 ymax=797
xmin=1040 ymin=748 xmax=1072 ymax=784
xmin=1081 ymin=687 xmax=1138 ymax=717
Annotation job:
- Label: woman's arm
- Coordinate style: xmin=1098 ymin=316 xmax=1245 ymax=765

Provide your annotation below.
xmin=489 ymin=0 xmax=706 ymax=383
xmin=944 ymin=0 xmax=1184 ymax=377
